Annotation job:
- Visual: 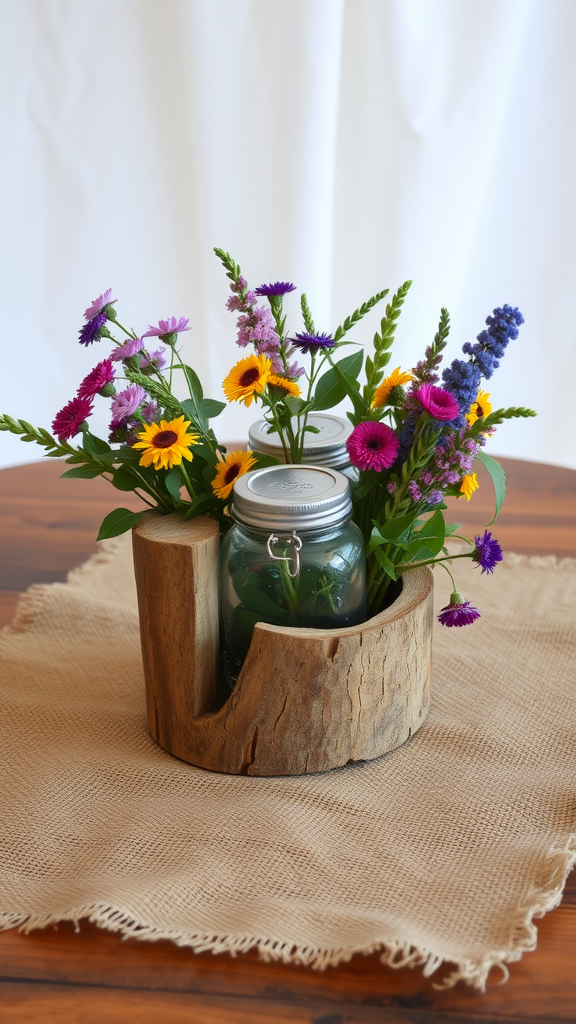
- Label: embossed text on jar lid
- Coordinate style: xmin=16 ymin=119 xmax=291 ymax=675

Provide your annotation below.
xmin=232 ymin=464 xmax=351 ymax=531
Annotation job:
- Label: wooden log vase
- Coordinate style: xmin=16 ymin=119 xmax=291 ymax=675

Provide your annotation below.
xmin=132 ymin=512 xmax=434 ymax=777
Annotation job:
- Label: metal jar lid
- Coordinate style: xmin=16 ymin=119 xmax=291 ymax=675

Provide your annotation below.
xmin=232 ymin=465 xmax=352 ymax=531
xmin=248 ymin=414 xmax=353 ymax=470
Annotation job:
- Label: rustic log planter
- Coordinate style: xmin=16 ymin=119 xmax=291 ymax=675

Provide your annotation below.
xmin=132 ymin=512 xmax=434 ymax=777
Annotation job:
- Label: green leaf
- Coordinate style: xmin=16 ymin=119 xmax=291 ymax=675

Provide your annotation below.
xmin=375 ymin=512 xmax=417 ymax=541
xmin=445 ymin=522 xmax=461 ymax=536
xmin=182 ymin=364 xmax=204 ymax=406
xmin=164 ymin=468 xmax=183 ymax=502
xmin=200 ymin=398 xmax=226 ymax=420
xmin=418 ymin=508 xmax=446 ymax=541
xmin=60 ymin=464 xmax=105 ymax=480
xmin=111 ymin=465 xmax=140 ymax=491
xmin=312 ymin=351 xmax=363 ymax=411
xmin=476 ymin=450 xmax=506 ymax=526
xmin=373 ymin=547 xmax=397 ymax=580
xmin=82 ymin=432 xmax=112 ymax=456
xmin=116 ymin=446 xmax=142 ymax=466
xmin=252 ymin=451 xmax=280 ymax=469
xmin=232 ymin=569 xmax=290 ymax=619
xmin=283 ymin=395 xmax=305 ymax=416
xmin=96 ymin=508 xmax=145 ymax=540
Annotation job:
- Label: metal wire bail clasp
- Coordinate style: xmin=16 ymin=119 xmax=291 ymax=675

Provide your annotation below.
xmin=266 ymin=531 xmax=303 ymax=578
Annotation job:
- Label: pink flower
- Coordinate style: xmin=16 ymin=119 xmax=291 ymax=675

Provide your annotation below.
xmin=438 ymin=593 xmax=481 ymax=627
xmin=110 ymin=385 xmax=146 ymax=427
xmin=77 ymin=359 xmax=115 ymax=399
xmin=142 ymin=317 xmax=190 ymax=339
xmin=346 ymin=421 xmax=399 ymax=472
xmin=52 ymin=396 xmax=93 ymax=441
xmin=416 ymin=384 xmax=459 ymax=421
xmin=84 ymin=289 xmax=116 ymax=320
xmin=109 ymin=336 xmax=144 ymax=362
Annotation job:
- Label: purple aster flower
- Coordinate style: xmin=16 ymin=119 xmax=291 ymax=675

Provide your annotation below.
xmin=109 ymin=336 xmax=145 ymax=362
xmin=51 ymin=395 xmax=94 ymax=441
xmin=83 ymin=288 xmax=116 ymax=320
xmin=254 ymin=281 xmax=297 ymax=297
xmin=438 ymin=593 xmax=481 ymax=627
xmin=472 ymin=530 xmax=503 ymax=573
xmin=77 ymin=359 xmax=116 ymax=399
xmin=291 ymin=332 xmax=335 ymax=355
xmin=416 ymin=384 xmax=460 ymax=421
xmin=140 ymin=347 xmax=167 ymax=372
xmin=79 ymin=310 xmax=108 ymax=347
xmin=142 ymin=317 xmax=190 ymax=341
xmin=347 ymin=421 xmax=399 ymax=472
xmin=110 ymin=384 xmax=146 ymax=428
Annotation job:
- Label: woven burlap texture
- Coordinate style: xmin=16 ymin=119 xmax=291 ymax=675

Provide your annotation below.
xmin=1 ymin=538 xmax=575 ymax=990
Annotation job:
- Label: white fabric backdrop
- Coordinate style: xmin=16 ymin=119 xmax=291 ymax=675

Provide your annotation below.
xmin=1 ymin=0 xmax=575 ymax=470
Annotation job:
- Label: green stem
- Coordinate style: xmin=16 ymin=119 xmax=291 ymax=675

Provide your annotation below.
xmin=278 ymin=559 xmax=299 ymax=623
xmin=178 ymin=459 xmax=195 ymax=501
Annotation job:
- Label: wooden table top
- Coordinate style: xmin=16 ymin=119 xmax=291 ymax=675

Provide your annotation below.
xmin=1 ymin=456 xmax=575 ymax=1024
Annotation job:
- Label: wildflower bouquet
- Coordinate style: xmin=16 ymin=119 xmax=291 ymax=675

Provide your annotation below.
xmin=0 ymin=248 xmax=535 ymax=628
xmin=213 ymin=249 xmax=536 ymax=622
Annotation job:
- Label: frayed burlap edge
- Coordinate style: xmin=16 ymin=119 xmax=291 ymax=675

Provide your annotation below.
xmin=1 ymin=543 xmax=575 ymax=990
xmin=1 ymin=832 xmax=575 ymax=991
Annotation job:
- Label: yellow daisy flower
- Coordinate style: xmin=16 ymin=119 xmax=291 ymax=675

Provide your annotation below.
xmin=222 ymin=353 xmax=272 ymax=407
xmin=372 ymin=367 xmax=413 ymax=409
xmin=212 ymin=449 xmax=257 ymax=500
xmin=466 ymin=389 xmax=492 ymax=426
xmin=268 ymin=374 xmax=302 ymax=398
xmin=460 ymin=472 xmax=479 ymax=501
xmin=133 ymin=416 xmax=199 ymax=470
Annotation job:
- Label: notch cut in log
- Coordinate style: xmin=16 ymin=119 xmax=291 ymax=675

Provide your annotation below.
xmin=132 ymin=513 xmax=434 ymax=777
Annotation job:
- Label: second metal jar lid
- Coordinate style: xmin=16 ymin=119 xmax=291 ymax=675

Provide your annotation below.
xmin=232 ymin=464 xmax=351 ymax=531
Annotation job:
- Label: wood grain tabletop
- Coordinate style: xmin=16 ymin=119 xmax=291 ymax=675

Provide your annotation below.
xmin=1 ymin=456 xmax=575 ymax=1024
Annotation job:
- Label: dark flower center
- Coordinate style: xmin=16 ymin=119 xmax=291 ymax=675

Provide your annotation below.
xmin=153 ymin=429 xmax=178 ymax=448
xmin=475 ymin=402 xmax=484 ymax=417
xmin=239 ymin=367 xmax=260 ymax=387
xmin=366 ymin=439 xmax=382 ymax=450
xmin=224 ymin=463 xmax=241 ymax=485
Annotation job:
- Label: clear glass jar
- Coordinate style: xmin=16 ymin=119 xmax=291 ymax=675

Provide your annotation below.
xmin=248 ymin=413 xmax=358 ymax=481
xmin=220 ymin=465 xmax=366 ymax=690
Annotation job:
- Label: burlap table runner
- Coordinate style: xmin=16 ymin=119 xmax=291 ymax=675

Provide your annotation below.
xmin=1 ymin=538 xmax=575 ymax=990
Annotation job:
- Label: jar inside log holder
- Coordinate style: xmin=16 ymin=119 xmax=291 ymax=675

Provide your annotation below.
xmin=220 ymin=464 xmax=366 ymax=691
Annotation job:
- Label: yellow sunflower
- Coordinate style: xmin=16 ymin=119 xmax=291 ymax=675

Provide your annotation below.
xmin=222 ymin=353 xmax=272 ymax=407
xmin=133 ymin=416 xmax=199 ymax=470
xmin=466 ymin=389 xmax=492 ymax=426
xmin=460 ymin=472 xmax=479 ymax=501
xmin=268 ymin=374 xmax=302 ymax=398
xmin=372 ymin=367 xmax=413 ymax=408
xmin=212 ymin=449 xmax=257 ymax=500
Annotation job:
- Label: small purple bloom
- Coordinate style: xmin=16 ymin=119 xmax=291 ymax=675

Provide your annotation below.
xmin=77 ymin=359 xmax=116 ymax=399
xmin=416 ymin=383 xmax=460 ymax=421
xmin=142 ymin=317 xmax=190 ymax=340
xmin=472 ymin=530 xmax=503 ymax=573
xmin=52 ymin=395 xmax=94 ymax=441
xmin=347 ymin=421 xmax=399 ymax=472
xmin=79 ymin=310 xmax=107 ymax=347
xmin=428 ymin=490 xmax=443 ymax=505
xmin=291 ymin=332 xmax=335 ymax=354
xmin=254 ymin=281 xmax=297 ymax=297
xmin=109 ymin=336 xmax=144 ymax=362
xmin=84 ymin=289 xmax=116 ymax=320
xmin=110 ymin=384 xmax=146 ymax=427
xmin=140 ymin=347 xmax=167 ymax=372
xmin=141 ymin=400 xmax=159 ymax=422
xmin=408 ymin=480 xmax=421 ymax=502
xmin=438 ymin=593 xmax=481 ymax=627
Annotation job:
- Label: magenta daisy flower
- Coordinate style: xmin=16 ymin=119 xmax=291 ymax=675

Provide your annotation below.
xmin=51 ymin=395 xmax=94 ymax=441
xmin=291 ymin=332 xmax=335 ymax=354
xmin=83 ymin=288 xmax=116 ymax=320
xmin=77 ymin=359 xmax=115 ymax=399
xmin=416 ymin=383 xmax=460 ymax=421
xmin=142 ymin=317 xmax=190 ymax=341
xmin=79 ymin=310 xmax=108 ymax=347
xmin=438 ymin=593 xmax=481 ymax=627
xmin=254 ymin=281 xmax=296 ymax=297
xmin=110 ymin=384 xmax=146 ymax=428
xmin=109 ymin=336 xmax=144 ymax=362
xmin=347 ymin=421 xmax=399 ymax=472
xmin=472 ymin=530 xmax=503 ymax=573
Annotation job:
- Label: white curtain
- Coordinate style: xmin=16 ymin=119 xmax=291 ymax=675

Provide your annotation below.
xmin=1 ymin=0 xmax=575 ymax=469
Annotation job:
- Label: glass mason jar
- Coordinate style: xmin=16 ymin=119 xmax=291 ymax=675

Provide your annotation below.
xmin=220 ymin=465 xmax=366 ymax=691
xmin=248 ymin=413 xmax=358 ymax=481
